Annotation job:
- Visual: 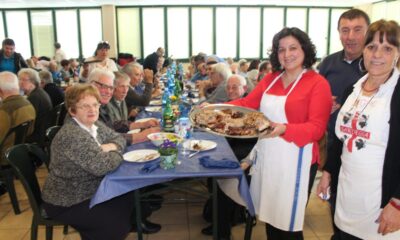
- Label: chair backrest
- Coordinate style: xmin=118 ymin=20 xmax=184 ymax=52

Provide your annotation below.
xmin=5 ymin=144 xmax=43 ymax=216
xmin=57 ymin=102 xmax=67 ymax=126
xmin=0 ymin=120 xmax=33 ymax=151
xmin=46 ymin=126 xmax=61 ymax=143
xmin=48 ymin=103 xmax=63 ymax=127
xmin=44 ymin=126 xmax=61 ymax=167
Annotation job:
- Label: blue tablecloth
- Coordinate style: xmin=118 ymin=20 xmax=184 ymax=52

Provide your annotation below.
xmin=90 ymin=123 xmax=255 ymax=216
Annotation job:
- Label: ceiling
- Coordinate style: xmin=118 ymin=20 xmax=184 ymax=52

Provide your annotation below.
xmin=1 ymin=0 xmax=379 ymax=9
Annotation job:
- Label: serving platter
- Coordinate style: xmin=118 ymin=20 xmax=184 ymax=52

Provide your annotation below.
xmin=189 ymin=104 xmax=270 ymax=139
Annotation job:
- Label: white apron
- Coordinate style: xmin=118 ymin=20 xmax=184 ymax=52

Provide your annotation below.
xmin=335 ymin=70 xmax=400 ymax=239
xmin=250 ymin=70 xmax=313 ymax=231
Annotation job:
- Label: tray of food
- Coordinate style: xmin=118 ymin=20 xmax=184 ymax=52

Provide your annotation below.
xmin=189 ymin=104 xmax=272 ymax=138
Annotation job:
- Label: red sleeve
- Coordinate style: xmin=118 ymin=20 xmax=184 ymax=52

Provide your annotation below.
xmin=227 ymin=72 xmax=279 ymax=109
xmin=281 ymin=77 xmax=332 ymax=147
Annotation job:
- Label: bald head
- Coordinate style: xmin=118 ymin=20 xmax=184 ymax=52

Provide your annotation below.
xmin=226 ymin=74 xmax=247 ymax=100
xmin=0 ymin=71 xmax=20 ymax=98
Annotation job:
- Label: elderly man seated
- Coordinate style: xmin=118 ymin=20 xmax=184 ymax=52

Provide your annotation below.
xmin=88 ymin=69 xmax=160 ymax=144
xmin=0 ymin=71 xmax=36 ymax=195
xmin=198 ymin=62 xmax=231 ymax=104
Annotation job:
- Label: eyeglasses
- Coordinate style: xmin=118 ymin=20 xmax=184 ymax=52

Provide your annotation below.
xmin=76 ymin=102 xmax=101 ymax=111
xmin=94 ymin=81 xmax=114 ymax=91
xmin=99 ymin=41 xmax=109 ymax=45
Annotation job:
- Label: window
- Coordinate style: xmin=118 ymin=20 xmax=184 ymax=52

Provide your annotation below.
xmin=117 ymin=8 xmax=141 ymax=58
xmin=191 ymin=7 xmax=213 ymax=56
xmin=329 ymin=9 xmax=348 ymax=54
xmin=167 ymin=8 xmax=189 ymax=59
xmin=56 ymin=10 xmax=79 ymax=59
xmin=263 ymin=8 xmax=284 ymax=58
xmin=216 ymin=7 xmax=237 ymax=58
xmin=371 ymin=2 xmax=386 ymax=22
xmin=0 ymin=12 xmax=5 ymax=43
xmin=386 ymin=1 xmax=400 ymax=23
xmin=31 ymin=11 xmax=54 ymax=58
xmin=79 ymin=9 xmax=102 ymax=58
xmin=239 ymin=8 xmax=260 ymax=58
xmin=5 ymin=11 xmax=31 ymax=58
xmin=309 ymin=9 xmax=329 ymax=58
xmin=286 ymin=8 xmax=307 ymax=31
xmin=142 ymin=8 xmax=165 ymax=57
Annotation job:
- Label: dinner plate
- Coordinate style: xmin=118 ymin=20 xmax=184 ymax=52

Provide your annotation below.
xmin=123 ymin=149 xmax=160 ymax=163
xmin=189 ymin=104 xmax=267 ymax=139
xmin=135 ymin=117 xmax=159 ymax=123
xmin=190 ymin=98 xmax=199 ymax=104
xmin=127 ymin=129 xmax=141 ymax=134
xmin=145 ymin=106 xmax=162 ymax=112
xmin=183 ymin=140 xmax=217 ymax=151
xmin=149 ymin=99 xmax=162 ymax=106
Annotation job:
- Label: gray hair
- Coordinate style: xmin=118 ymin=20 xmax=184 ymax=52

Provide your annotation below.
xmin=122 ymin=62 xmax=143 ymax=76
xmin=39 ymin=70 xmax=53 ymax=84
xmin=18 ymin=68 xmax=40 ymax=88
xmin=229 ymin=74 xmax=247 ymax=86
xmin=88 ymin=68 xmax=115 ymax=84
xmin=212 ymin=62 xmax=231 ymax=81
xmin=0 ymin=71 xmax=19 ymax=92
xmin=113 ymin=71 xmax=130 ymax=85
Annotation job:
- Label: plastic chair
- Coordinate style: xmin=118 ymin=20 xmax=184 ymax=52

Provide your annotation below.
xmin=5 ymin=144 xmax=68 ymax=240
xmin=0 ymin=120 xmax=33 ymax=214
xmin=44 ymin=126 xmax=61 ymax=164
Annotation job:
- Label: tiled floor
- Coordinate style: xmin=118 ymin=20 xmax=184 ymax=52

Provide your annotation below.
xmin=0 ymin=166 xmax=333 ymax=240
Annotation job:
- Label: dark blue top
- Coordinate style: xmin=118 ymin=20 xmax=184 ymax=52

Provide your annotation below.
xmin=0 ymin=56 xmax=16 ymax=73
xmin=318 ymin=50 xmax=366 ymax=141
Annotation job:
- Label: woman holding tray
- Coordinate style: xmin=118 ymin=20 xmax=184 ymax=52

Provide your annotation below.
xmin=228 ymin=27 xmax=332 ymax=239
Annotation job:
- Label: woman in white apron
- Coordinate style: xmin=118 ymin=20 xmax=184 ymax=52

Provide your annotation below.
xmin=317 ymin=20 xmax=400 ymax=239
xmin=228 ymin=27 xmax=332 ymax=239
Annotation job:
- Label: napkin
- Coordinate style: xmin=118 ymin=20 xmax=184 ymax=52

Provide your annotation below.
xmin=139 ymin=161 xmax=160 ymax=174
xmin=199 ymin=156 xmax=240 ymax=169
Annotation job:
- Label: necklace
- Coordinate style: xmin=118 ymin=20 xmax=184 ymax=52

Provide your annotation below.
xmin=361 ymin=81 xmax=379 ymax=93
xmin=348 ymin=88 xmax=377 ymax=115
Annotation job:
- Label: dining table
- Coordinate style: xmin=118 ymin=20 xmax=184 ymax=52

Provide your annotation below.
xmin=90 ymin=105 xmax=255 ymax=240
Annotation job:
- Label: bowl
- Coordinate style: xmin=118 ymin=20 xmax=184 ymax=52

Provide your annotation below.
xmin=147 ymin=132 xmax=183 ymax=147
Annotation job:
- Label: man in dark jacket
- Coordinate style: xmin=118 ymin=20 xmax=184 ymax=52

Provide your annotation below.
xmin=0 ymin=38 xmax=28 ymax=74
xmin=143 ymin=47 xmax=164 ymax=74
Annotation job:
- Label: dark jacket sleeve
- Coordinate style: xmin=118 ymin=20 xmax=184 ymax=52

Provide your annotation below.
xmin=382 ymin=78 xmax=400 ymax=205
xmin=125 ymin=83 xmax=153 ymax=108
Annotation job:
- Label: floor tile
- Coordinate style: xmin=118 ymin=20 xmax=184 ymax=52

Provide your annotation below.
xmin=147 ymin=224 xmax=189 ymax=240
xmin=21 ymin=226 xmax=67 ymax=240
xmin=0 ymin=228 xmax=29 ymax=240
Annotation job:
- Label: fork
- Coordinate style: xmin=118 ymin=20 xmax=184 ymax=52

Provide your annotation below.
xmin=188 ymin=150 xmax=200 ymax=158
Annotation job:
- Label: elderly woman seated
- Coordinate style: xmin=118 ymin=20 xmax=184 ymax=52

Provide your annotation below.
xmin=42 ymin=84 xmax=159 ymax=240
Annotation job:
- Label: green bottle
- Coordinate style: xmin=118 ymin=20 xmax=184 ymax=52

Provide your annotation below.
xmin=174 ymin=77 xmax=182 ymax=100
xmin=163 ymin=97 xmax=175 ymax=132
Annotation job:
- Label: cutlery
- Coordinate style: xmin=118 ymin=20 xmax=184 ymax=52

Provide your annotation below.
xmin=188 ymin=150 xmax=200 ymax=158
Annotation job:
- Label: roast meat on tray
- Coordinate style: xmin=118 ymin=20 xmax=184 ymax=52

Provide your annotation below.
xmin=194 ymin=108 xmax=271 ymax=136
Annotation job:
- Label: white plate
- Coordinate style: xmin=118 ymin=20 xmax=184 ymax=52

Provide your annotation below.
xmin=150 ymin=99 xmax=162 ymax=105
xmin=145 ymin=106 xmax=162 ymax=112
xmin=123 ymin=149 xmax=160 ymax=163
xmin=135 ymin=117 xmax=159 ymax=123
xmin=183 ymin=140 xmax=217 ymax=151
xmin=127 ymin=129 xmax=141 ymax=134
xmin=190 ymin=98 xmax=199 ymax=104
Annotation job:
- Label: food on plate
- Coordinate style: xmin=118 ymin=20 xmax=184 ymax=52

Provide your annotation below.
xmin=192 ymin=143 xmax=202 ymax=151
xmin=193 ymin=108 xmax=271 ymax=136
